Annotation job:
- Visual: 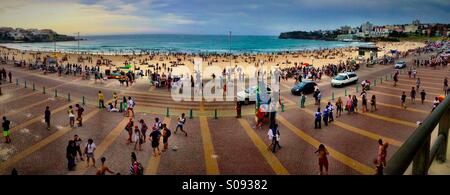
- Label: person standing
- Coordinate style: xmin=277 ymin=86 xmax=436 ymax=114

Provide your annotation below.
xmin=315 ymin=144 xmax=329 ymax=175
xmin=267 ymin=123 xmax=281 ymax=153
xmin=96 ymin=157 xmax=115 ymax=175
xmin=127 ymin=97 xmax=135 ymax=117
xmin=66 ymin=140 xmax=76 ymax=171
xmin=346 ymin=95 xmax=353 ymax=114
xmin=133 ymin=125 xmax=142 ymax=151
xmin=361 ymin=93 xmax=368 ymax=113
xmin=162 ymin=123 xmax=172 ymax=152
xmin=125 ymin=118 xmax=134 ymax=144
xmin=44 ymin=106 xmax=51 ymax=130
xmin=174 ymin=113 xmax=187 ymax=136
xmin=150 ymin=127 xmax=162 ymax=156
xmin=420 ymin=90 xmax=426 ymax=104
xmin=410 ymin=87 xmax=416 ymax=104
xmin=401 ymin=92 xmax=407 ymax=109
xmin=416 ymin=78 xmax=421 ymax=91
xmin=393 ymin=71 xmax=399 ymax=87
xmin=129 ymin=152 xmax=143 ymax=175
xmin=113 ymin=92 xmax=118 ymax=108
xmin=412 ymin=69 xmax=417 ymax=79
xmin=370 ymin=95 xmax=377 ymax=111
xmin=84 ymin=138 xmax=96 ymax=168
xmin=75 ymin=104 xmax=84 ymax=127
xmin=68 ymin=105 xmax=75 ymax=127
xmin=2 ymin=116 xmax=11 ymax=143
xmin=73 ymin=135 xmax=84 ymax=161
xmin=352 ymin=95 xmax=358 ymax=113
xmin=335 ymin=97 xmax=343 ymax=118
xmin=8 ymin=71 xmax=12 ymax=83
xmin=327 ymin=102 xmax=334 ymax=122
xmin=314 ymin=107 xmax=322 ymax=129
xmin=432 ymin=97 xmax=440 ymax=112
xmin=444 ymin=77 xmax=448 ymax=96
xmin=98 ymin=91 xmax=105 ymax=108
xmin=377 ymin=139 xmax=388 ymax=167
xmin=300 ymin=92 xmax=306 ymax=108
xmin=322 ymin=107 xmax=329 ymax=126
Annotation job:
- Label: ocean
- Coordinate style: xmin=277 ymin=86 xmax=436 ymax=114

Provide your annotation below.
xmin=0 ymin=34 xmax=369 ymax=54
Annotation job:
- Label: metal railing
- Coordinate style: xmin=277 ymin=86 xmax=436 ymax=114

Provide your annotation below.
xmin=385 ymin=95 xmax=450 ymax=175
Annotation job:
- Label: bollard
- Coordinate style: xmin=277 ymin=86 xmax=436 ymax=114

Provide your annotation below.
xmin=54 ymin=89 xmax=57 ymax=97
xmin=189 ymin=108 xmax=193 ymax=119
xmin=380 ymin=77 xmax=382 ymax=84
xmin=24 ymin=81 xmax=27 ymax=88
xmin=214 ymin=109 xmax=218 ymax=119
xmin=390 ymin=73 xmax=393 ymax=79
xmin=356 ymin=85 xmax=359 ymax=93
xmin=331 ymin=92 xmax=335 ymax=101
xmin=68 ymin=93 xmax=71 ymax=101
xmin=281 ymin=103 xmax=285 ymax=112
xmin=33 ymin=83 xmax=35 ymax=91
xmin=374 ymin=79 xmax=377 ymax=86
xmin=166 ymin=107 xmax=170 ymax=117
xmin=43 ymin=86 xmax=46 ymax=94
xmin=344 ymin=89 xmax=347 ymax=96
xmin=0 ymin=86 xmax=2 ymax=96
xmin=16 ymin=79 xmax=18 ymax=85
xmin=385 ymin=75 xmax=388 ymax=81
xmin=82 ymin=96 xmax=86 ymax=105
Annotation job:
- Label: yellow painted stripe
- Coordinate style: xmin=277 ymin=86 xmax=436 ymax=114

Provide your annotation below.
xmin=369 ymin=90 xmax=434 ymax=103
xmin=360 ymin=112 xmax=417 ymax=128
xmin=397 ymin=78 xmax=442 ymax=85
xmin=382 ymin=81 xmax=442 ymax=91
xmin=238 ymin=119 xmax=290 ymax=175
xmin=277 ymin=115 xmax=374 ymax=175
xmin=376 ymin=102 xmax=429 ymax=114
xmin=68 ymin=117 xmax=130 ymax=175
xmin=375 ymin=85 xmax=442 ymax=96
xmin=302 ymin=109 xmax=402 ymax=147
xmin=1 ymin=98 xmax=50 ymax=117
xmin=9 ymin=102 xmax=74 ymax=133
xmin=199 ymin=102 xmax=220 ymax=175
xmin=144 ymin=117 xmax=171 ymax=175
xmin=0 ymin=109 xmax=101 ymax=173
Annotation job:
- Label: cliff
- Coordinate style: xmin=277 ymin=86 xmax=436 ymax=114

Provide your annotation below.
xmin=279 ymin=31 xmax=338 ymax=41
xmin=0 ymin=27 xmax=76 ymax=43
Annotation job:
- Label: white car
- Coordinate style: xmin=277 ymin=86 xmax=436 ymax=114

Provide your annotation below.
xmin=237 ymin=85 xmax=272 ymax=104
xmin=394 ymin=61 xmax=406 ymax=69
xmin=331 ymin=72 xmax=359 ymax=87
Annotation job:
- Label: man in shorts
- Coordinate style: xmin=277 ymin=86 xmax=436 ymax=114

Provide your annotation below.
xmin=2 ymin=116 xmax=11 ymax=143
xmin=149 ymin=128 xmax=161 ymax=156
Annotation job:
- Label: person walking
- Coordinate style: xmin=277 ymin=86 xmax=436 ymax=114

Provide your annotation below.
xmin=326 ymin=102 xmax=334 ymax=122
xmin=68 ymin=105 xmax=75 ymax=127
xmin=174 ymin=113 xmax=187 ymax=136
xmin=139 ymin=119 xmax=148 ymax=143
xmin=267 ymin=123 xmax=281 ymax=153
xmin=73 ymin=135 xmax=84 ymax=161
xmin=129 ymin=152 xmax=143 ymax=175
xmin=44 ymin=106 xmax=51 ymax=130
xmin=75 ymin=104 xmax=84 ymax=127
xmin=432 ymin=97 xmax=440 ymax=112
xmin=315 ymin=144 xmax=329 ymax=175
xmin=352 ymin=95 xmax=358 ymax=113
xmin=96 ymin=157 xmax=115 ymax=175
xmin=393 ymin=71 xmax=399 ymax=87
xmin=98 ymin=91 xmax=105 ymax=108
xmin=401 ymin=92 xmax=407 ymax=109
xmin=322 ymin=107 xmax=329 ymax=126
xmin=133 ymin=125 xmax=142 ymax=151
xmin=66 ymin=140 xmax=76 ymax=171
xmin=377 ymin=139 xmax=388 ymax=167
xmin=2 ymin=116 xmax=11 ymax=143
xmin=335 ymin=97 xmax=343 ymax=118
xmin=420 ymin=90 xmax=426 ymax=104
xmin=361 ymin=93 xmax=368 ymax=113
xmin=162 ymin=123 xmax=172 ymax=152
xmin=127 ymin=97 xmax=135 ymax=117
xmin=314 ymin=107 xmax=322 ymax=129
xmin=125 ymin=118 xmax=134 ymax=144
xmin=346 ymin=95 xmax=353 ymax=114
xmin=8 ymin=71 xmax=12 ymax=83
xmin=370 ymin=95 xmax=377 ymax=111
xmin=150 ymin=127 xmax=162 ymax=156
xmin=84 ymin=138 xmax=96 ymax=168
xmin=410 ymin=87 xmax=416 ymax=104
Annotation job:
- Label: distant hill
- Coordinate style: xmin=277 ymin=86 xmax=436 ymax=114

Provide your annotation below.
xmin=0 ymin=27 xmax=76 ymax=43
xmin=279 ymin=31 xmax=338 ymax=41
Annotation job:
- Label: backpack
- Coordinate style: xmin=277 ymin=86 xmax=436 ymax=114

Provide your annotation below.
xmin=134 ymin=162 xmax=144 ymax=175
xmin=165 ymin=129 xmax=172 ymax=138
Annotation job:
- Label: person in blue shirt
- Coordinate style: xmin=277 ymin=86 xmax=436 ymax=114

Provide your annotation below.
xmin=315 ymin=107 xmax=322 ymax=129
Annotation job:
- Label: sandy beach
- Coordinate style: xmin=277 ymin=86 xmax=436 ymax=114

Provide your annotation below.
xmin=0 ymin=41 xmax=425 ymax=78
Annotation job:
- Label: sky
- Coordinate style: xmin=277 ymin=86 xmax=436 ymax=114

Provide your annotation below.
xmin=0 ymin=0 xmax=449 ymax=36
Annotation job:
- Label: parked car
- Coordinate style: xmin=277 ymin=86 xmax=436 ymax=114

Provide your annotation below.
xmin=291 ymin=80 xmax=317 ymax=95
xmin=394 ymin=61 xmax=407 ymax=69
xmin=331 ymin=72 xmax=359 ymax=87
xmin=237 ymin=85 xmax=272 ymax=105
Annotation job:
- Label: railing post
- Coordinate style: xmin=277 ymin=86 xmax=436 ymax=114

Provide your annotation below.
xmin=33 ymin=83 xmax=35 ymax=91
xmin=214 ymin=109 xmax=218 ymax=119
xmin=68 ymin=93 xmax=71 ymax=101
xmin=374 ymin=79 xmax=377 ymax=86
xmin=385 ymin=75 xmax=388 ymax=81
xmin=380 ymin=77 xmax=382 ymax=84
xmin=344 ymin=89 xmax=347 ymax=96
xmin=166 ymin=107 xmax=170 ymax=117
xmin=355 ymin=85 xmax=359 ymax=93
xmin=54 ymin=89 xmax=57 ymax=97
xmin=412 ymin=135 xmax=431 ymax=175
xmin=0 ymin=86 xmax=2 ymax=96
xmin=189 ymin=108 xmax=193 ymax=119
xmin=437 ymin=111 xmax=450 ymax=162
xmin=16 ymin=79 xmax=18 ymax=85
xmin=331 ymin=92 xmax=335 ymax=101
xmin=281 ymin=103 xmax=285 ymax=112
xmin=82 ymin=96 xmax=86 ymax=105
xmin=24 ymin=81 xmax=27 ymax=88
xmin=43 ymin=86 xmax=46 ymax=94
